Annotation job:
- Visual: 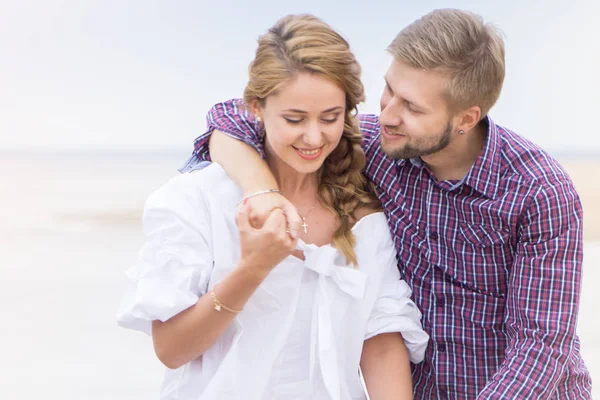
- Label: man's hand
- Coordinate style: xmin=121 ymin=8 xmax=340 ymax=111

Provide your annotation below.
xmin=208 ymin=129 xmax=302 ymax=237
xmin=246 ymin=192 xmax=302 ymax=239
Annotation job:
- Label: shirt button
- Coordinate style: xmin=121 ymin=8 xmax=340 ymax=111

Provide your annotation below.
xmin=438 ymin=343 xmax=446 ymax=352
xmin=429 ymin=231 xmax=439 ymax=240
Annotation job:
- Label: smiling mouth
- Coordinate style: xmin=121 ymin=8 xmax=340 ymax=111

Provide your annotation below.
xmin=384 ymin=127 xmax=406 ymax=136
xmin=293 ymin=147 xmax=322 ymax=155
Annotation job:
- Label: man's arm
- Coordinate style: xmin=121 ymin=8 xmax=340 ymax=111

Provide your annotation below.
xmin=181 ymin=99 xmax=381 ymax=174
xmin=477 ymin=181 xmax=584 ymax=398
xmin=181 ymin=99 xmax=381 ymax=233
xmin=182 ymin=99 xmax=301 ymax=234
xmin=208 ymin=131 xmax=276 ymax=196
xmin=180 ymin=99 xmax=265 ymax=171
xmin=209 ymin=130 xmax=302 ymax=236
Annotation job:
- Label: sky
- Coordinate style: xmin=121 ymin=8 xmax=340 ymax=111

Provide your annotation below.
xmin=1 ymin=0 xmax=598 ymax=153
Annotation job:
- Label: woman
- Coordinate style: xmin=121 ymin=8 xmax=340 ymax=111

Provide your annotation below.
xmin=117 ymin=14 xmax=428 ymax=400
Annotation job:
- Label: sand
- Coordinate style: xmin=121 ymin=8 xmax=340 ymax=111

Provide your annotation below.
xmin=0 ymin=154 xmax=596 ymax=398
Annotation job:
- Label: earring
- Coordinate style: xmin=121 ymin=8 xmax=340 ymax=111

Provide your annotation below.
xmin=256 ymin=116 xmax=262 ymax=122
xmin=458 ymin=130 xmax=465 ymax=135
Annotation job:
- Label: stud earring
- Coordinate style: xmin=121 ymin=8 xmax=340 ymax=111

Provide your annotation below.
xmin=458 ymin=130 xmax=465 ymax=135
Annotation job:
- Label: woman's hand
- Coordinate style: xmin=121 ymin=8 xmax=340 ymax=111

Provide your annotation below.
xmin=236 ymin=202 xmax=297 ymax=277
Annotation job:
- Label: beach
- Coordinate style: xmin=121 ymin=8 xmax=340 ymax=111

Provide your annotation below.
xmin=1 ymin=152 xmax=597 ymax=399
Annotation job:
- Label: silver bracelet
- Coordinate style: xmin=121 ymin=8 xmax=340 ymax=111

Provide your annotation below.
xmin=242 ymin=189 xmax=282 ymax=203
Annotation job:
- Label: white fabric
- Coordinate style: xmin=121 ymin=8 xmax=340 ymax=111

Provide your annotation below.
xmin=117 ymin=163 xmax=429 ymax=400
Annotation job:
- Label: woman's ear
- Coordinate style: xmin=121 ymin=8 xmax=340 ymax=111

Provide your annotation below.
xmin=249 ymin=99 xmax=263 ymax=121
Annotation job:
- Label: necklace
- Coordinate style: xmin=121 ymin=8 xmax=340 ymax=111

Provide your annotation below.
xmin=299 ymin=199 xmax=318 ymax=234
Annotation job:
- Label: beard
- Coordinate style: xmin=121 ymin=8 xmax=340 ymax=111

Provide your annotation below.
xmin=382 ymin=122 xmax=453 ymax=160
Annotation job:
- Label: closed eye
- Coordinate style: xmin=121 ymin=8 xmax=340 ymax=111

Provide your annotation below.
xmin=283 ymin=117 xmax=303 ymax=124
xmin=406 ymin=101 xmax=421 ymax=114
xmin=384 ymin=80 xmax=393 ymax=95
xmin=321 ymin=113 xmax=341 ymax=123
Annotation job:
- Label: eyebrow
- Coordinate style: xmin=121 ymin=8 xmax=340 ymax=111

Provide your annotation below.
xmin=282 ymin=106 xmax=344 ymax=114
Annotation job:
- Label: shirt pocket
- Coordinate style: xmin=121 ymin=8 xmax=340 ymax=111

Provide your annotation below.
xmin=459 ymin=224 xmax=508 ymax=247
xmin=439 ymin=224 xmax=512 ymax=298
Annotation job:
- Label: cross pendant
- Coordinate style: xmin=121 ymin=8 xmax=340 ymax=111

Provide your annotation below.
xmin=301 ymin=218 xmax=308 ymax=234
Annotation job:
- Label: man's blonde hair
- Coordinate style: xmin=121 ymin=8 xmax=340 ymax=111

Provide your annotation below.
xmin=388 ymin=9 xmax=505 ymax=118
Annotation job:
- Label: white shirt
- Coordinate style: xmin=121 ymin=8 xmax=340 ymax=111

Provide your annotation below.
xmin=117 ymin=164 xmax=428 ymax=400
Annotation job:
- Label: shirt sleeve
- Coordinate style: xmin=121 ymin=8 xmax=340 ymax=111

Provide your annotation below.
xmin=116 ymin=174 xmax=214 ymax=335
xmin=357 ymin=113 xmax=380 ymax=148
xmin=363 ymin=219 xmax=430 ymax=364
xmin=476 ymin=180 xmax=584 ymax=398
xmin=179 ymin=99 xmax=265 ymax=173
xmin=179 ymin=100 xmax=382 ymax=173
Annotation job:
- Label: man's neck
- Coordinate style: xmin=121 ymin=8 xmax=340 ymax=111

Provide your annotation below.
xmin=421 ymin=122 xmax=487 ymax=181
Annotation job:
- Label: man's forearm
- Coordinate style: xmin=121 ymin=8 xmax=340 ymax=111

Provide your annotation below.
xmin=209 ymin=129 xmax=302 ymax=234
xmin=209 ymin=130 xmax=278 ymax=194
xmin=476 ymin=334 xmax=573 ymax=399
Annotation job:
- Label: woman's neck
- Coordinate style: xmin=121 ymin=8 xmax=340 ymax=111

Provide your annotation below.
xmin=265 ymin=148 xmax=319 ymax=202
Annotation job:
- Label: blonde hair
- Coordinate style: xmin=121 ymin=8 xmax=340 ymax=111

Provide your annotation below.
xmin=388 ymin=9 xmax=505 ymax=117
xmin=244 ymin=14 xmax=380 ymax=266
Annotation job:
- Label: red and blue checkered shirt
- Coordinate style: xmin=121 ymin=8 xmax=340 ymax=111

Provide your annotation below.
xmin=180 ymin=99 xmax=592 ymax=399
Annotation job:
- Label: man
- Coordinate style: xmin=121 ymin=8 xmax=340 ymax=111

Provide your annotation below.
xmin=180 ymin=9 xmax=592 ymax=399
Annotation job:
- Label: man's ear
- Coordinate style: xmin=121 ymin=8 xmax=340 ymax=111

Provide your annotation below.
xmin=456 ymin=105 xmax=482 ymax=134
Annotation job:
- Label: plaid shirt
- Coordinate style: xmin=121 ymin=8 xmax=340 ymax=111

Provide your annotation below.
xmin=180 ymin=99 xmax=592 ymax=399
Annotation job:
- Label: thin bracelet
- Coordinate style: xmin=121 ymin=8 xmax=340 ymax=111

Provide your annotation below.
xmin=241 ymin=188 xmax=282 ymax=204
xmin=210 ymin=286 xmax=243 ymax=314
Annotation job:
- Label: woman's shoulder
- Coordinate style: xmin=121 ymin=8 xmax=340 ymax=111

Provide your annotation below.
xmin=148 ymin=163 xmax=242 ymax=208
xmin=172 ymin=162 xmax=237 ymax=193
xmin=352 ymin=207 xmax=387 ymax=234
xmin=141 ymin=164 xmax=243 ymax=227
xmin=352 ymin=206 xmax=381 ymax=222
xmin=351 ymin=209 xmax=395 ymax=255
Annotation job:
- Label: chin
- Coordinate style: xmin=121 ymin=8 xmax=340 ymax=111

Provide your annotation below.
xmin=380 ymin=143 xmax=411 ymax=160
xmin=291 ymin=161 xmax=325 ymax=174
xmin=380 ymin=141 xmax=398 ymax=155
xmin=280 ymin=153 xmax=326 ymax=173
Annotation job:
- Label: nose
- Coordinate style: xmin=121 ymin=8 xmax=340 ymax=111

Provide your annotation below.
xmin=379 ymin=97 xmax=403 ymax=128
xmin=302 ymin=121 xmax=323 ymax=148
